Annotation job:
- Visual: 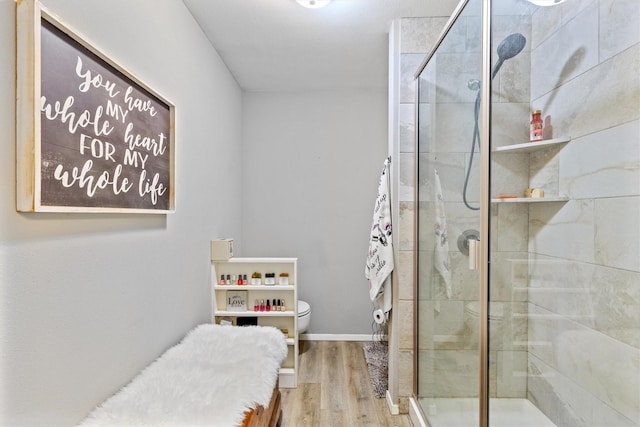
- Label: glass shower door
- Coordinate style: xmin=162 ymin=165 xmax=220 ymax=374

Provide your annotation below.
xmin=415 ymin=0 xmax=483 ymax=424
xmin=415 ymin=0 xmax=639 ymax=426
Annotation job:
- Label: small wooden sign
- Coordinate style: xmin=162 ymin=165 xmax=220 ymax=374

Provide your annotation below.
xmin=16 ymin=0 xmax=175 ymax=213
xmin=226 ymin=291 xmax=248 ymax=312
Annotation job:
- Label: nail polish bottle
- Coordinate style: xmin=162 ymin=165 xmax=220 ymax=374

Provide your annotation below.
xmin=266 ymin=300 xmax=271 ymax=311
xmin=254 ymin=299 xmax=259 ymax=311
xmin=260 ymin=299 xmax=265 ymax=312
xmin=220 ymin=274 xmax=226 ymax=285
xmin=237 ymin=275 xmax=243 ymax=285
xmin=281 ymin=298 xmax=286 ymax=311
xmin=243 ymin=274 xmax=248 ymax=285
xmin=226 ymin=274 xmax=231 ymax=285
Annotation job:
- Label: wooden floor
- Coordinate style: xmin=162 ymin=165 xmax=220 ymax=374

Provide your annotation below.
xmin=280 ymin=341 xmax=412 ymax=427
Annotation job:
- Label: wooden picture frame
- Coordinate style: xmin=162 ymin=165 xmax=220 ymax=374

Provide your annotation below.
xmin=16 ymin=0 xmax=176 ymax=213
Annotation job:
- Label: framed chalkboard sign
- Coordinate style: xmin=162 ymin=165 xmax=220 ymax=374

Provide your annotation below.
xmin=16 ymin=0 xmax=175 ymax=213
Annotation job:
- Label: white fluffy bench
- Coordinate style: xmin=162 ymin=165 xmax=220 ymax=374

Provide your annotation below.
xmin=79 ymin=324 xmax=287 ymax=427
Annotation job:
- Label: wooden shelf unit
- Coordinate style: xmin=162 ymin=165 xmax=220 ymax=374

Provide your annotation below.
xmin=212 ymin=257 xmax=298 ymax=388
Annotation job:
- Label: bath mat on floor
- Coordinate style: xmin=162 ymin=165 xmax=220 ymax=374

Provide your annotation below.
xmin=363 ymin=341 xmax=388 ymax=398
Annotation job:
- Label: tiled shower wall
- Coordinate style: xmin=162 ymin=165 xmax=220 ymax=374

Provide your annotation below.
xmin=525 ymin=1 xmax=640 ymax=425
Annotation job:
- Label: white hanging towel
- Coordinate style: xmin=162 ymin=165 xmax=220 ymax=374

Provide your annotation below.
xmin=434 ymin=169 xmax=452 ymax=299
xmin=365 ymin=158 xmax=394 ymax=306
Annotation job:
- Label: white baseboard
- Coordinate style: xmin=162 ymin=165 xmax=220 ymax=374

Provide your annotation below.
xmin=386 ymin=390 xmax=399 ymax=415
xmin=300 ymin=333 xmax=386 ymax=342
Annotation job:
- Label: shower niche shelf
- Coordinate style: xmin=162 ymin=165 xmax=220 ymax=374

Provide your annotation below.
xmin=492 ymin=136 xmax=571 ymax=204
xmin=492 ymin=196 xmax=569 ymax=203
xmin=493 ymin=136 xmax=571 ymax=153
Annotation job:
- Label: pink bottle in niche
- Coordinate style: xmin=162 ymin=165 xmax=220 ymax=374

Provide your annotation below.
xmin=530 ymin=109 xmax=543 ymax=141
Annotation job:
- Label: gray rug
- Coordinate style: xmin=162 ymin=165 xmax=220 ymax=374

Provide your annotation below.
xmin=363 ymin=341 xmax=388 ymax=398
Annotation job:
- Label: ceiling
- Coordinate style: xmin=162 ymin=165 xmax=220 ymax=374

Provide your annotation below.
xmin=182 ymin=0 xmax=459 ymax=92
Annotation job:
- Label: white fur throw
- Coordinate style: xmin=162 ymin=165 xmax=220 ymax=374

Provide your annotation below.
xmin=79 ymin=324 xmax=288 ymax=427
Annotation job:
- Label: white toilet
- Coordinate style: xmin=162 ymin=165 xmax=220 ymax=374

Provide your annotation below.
xmin=464 ymin=301 xmax=504 ymax=346
xmin=297 ymin=300 xmax=311 ymax=334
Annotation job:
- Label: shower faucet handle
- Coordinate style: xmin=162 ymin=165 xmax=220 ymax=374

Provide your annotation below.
xmin=468 ymin=238 xmax=480 ymax=270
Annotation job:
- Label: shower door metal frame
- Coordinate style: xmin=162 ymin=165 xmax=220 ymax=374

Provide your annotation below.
xmin=412 ymin=0 xmax=493 ymax=426
xmin=478 ymin=0 xmax=492 ymax=425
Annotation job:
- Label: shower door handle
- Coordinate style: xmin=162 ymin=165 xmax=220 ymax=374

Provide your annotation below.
xmin=468 ymin=238 xmax=480 ymax=270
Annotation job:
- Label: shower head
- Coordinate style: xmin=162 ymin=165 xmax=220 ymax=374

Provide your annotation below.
xmin=491 ymin=33 xmax=526 ymax=79
xmin=467 ymin=79 xmax=481 ymax=91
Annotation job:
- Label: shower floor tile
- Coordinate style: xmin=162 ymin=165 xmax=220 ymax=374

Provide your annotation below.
xmin=418 ymin=398 xmax=556 ymax=427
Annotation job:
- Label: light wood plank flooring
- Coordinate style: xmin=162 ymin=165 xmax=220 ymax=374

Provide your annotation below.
xmin=279 ymin=341 xmax=412 ymax=427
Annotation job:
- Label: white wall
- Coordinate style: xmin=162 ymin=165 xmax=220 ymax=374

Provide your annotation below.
xmin=242 ymin=90 xmax=388 ymax=335
xmin=0 ymin=0 xmax=243 ymax=425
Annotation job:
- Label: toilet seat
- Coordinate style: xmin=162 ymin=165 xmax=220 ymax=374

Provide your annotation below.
xmin=464 ymin=301 xmax=504 ymax=320
xmin=298 ymin=300 xmax=310 ymax=316
xmin=297 ymin=300 xmax=311 ymax=336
